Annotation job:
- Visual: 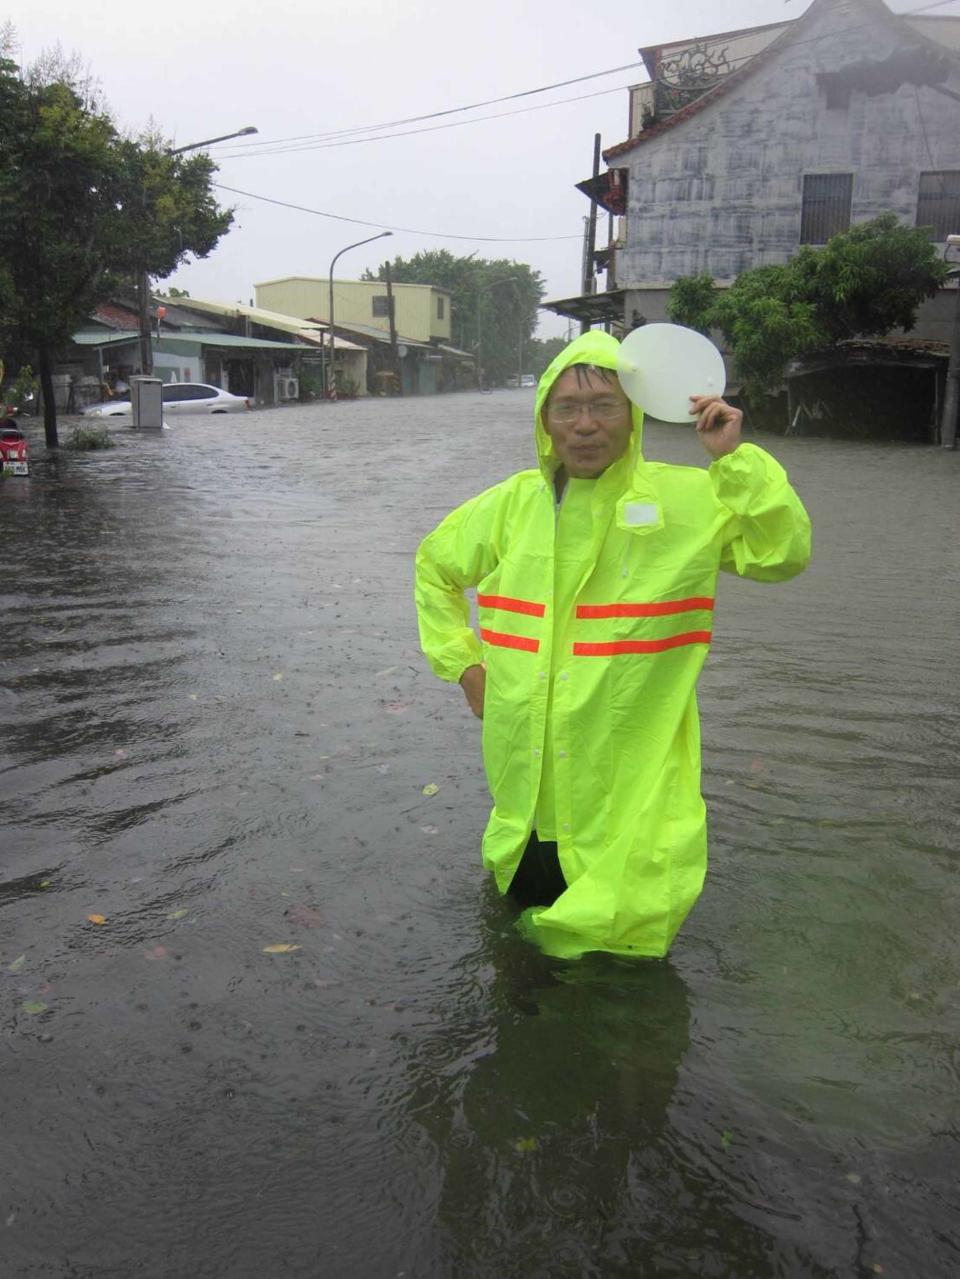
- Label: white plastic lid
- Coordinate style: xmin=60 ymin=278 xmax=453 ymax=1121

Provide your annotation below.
xmin=616 ymin=323 xmax=726 ymax=423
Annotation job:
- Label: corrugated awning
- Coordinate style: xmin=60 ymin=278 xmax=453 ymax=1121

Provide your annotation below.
xmin=541 ymin=290 xmax=625 ymax=325
xmin=165 ymin=332 xmax=306 ymax=352
xmin=72 ymin=329 xmax=140 ymax=346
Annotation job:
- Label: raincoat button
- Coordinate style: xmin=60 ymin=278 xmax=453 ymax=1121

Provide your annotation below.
xmin=563 ymin=823 xmax=570 ymax=832
xmin=560 ymin=672 xmax=569 ymax=681
xmin=532 ymin=748 xmax=540 ymax=756
xmin=559 ymin=751 xmax=567 ymax=758
xmin=538 ymin=671 xmax=546 ymax=679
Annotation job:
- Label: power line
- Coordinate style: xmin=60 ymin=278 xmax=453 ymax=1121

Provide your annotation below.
xmin=216 ymin=82 xmax=638 ymax=160
xmin=215 ymin=184 xmax=583 ymax=242
xmin=220 ymin=60 xmax=644 ymax=153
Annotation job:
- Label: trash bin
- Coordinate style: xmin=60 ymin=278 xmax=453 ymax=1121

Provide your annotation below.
xmin=131 ymin=377 xmax=163 ymax=429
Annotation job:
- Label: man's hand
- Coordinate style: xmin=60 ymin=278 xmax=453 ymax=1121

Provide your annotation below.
xmin=690 ymin=394 xmax=742 ymax=460
xmin=459 ymin=664 xmax=486 ymax=719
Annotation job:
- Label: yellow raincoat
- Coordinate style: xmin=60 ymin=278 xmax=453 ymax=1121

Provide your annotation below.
xmin=415 ymin=331 xmax=810 ymax=959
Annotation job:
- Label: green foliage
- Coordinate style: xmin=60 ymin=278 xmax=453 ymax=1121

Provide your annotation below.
xmin=668 ymin=215 xmax=948 ymax=395
xmin=0 ymin=44 xmax=233 ymax=444
xmin=666 ymin=274 xmax=717 ymax=334
xmin=65 ymin=424 xmax=115 ymax=450
xmin=525 ymin=335 xmax=568 ymax=377
xmin=364 ymin=249 xmax=545 ymax=385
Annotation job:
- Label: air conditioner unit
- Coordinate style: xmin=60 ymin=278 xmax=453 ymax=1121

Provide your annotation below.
xmin=274 ymin=375 xmax=299 ymax=401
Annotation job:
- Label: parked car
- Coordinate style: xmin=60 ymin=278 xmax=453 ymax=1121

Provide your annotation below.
xmin=82 ymin=383 xmax=251 ymax=418
xmin=0 ymin=424 xmax=29 ymax=476
xmin=520 ymin=373 xmax=537 ymax=388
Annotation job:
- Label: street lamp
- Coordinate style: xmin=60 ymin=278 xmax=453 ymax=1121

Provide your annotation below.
xmin=475 ymin=276 xmax=518 ymax=390
xmin=327 ymin=231 xmax=393 ymax=400
xmin=137 ymin=126 xmax=259 ymax=376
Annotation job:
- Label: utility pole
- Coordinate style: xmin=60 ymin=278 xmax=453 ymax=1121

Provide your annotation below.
xmin=581 ymin=132 xmax=602 ymax=335
xmin=941 ymin=238 xmax=960 ymax=448
xmin=384 ymin=261 xmax=402 ymax=396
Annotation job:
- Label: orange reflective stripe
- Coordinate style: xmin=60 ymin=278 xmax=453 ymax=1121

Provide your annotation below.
xmin=576 ymin=597 xmax=714 ymax=619
xmin=573 ymin=631 xmax=712 ymax=656
xmin=477 ymin=594 xmax=546 ymax=617
xmin=480 ymin=627 xmax=540 ymax=653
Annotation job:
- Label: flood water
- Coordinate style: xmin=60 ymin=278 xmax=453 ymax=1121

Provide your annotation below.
xmin=2 ymin=396 xmax=958 ymax=1278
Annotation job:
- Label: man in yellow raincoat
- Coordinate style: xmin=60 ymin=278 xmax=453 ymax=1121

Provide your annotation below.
xmin=415 ymin=331 xmax=810 ymax=959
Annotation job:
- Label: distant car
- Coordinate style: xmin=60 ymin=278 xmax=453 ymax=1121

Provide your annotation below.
xmin=520 ymin=373 xmax=537 ymax=388
xmin=0 ymin=425 xmax=29 ymax=476
xmin=82 ymin=383 xmax=251 ymax=418
xmin=505 ymin=374 xmax=520 ymax=389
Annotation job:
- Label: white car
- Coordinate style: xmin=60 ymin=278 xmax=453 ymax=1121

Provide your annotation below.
xmin=82 ymin=383 xmax=251 ymax=417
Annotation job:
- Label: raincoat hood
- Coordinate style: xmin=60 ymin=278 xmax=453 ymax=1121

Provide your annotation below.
xmin=534 ymin=331 xmax=644 ymax=482
xmin=535 ymin=330 xmax=661 ymax=535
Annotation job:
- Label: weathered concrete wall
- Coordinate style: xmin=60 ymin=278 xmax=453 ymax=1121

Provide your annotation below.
xmin=617 ymin=0 xmax=960 ymax=295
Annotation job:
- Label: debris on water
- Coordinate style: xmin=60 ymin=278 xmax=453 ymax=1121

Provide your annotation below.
xmin=167 ymin=909 xmax=188 ymax=920
xmin=8 ymin=954 xmax=26 ymax=974
xmin=386 ymin=702 xmax=409 ymax=713
xmin=262 ymin=943 xmax=301 ymax=954
xmin=285 ymin=904 xmax=324 ymax=929
xmin=420 ymin=825 xmax=439 ymax=835
xmin=38 ymin=880 xmax=52 ymax=889
xmin=272 ymin=672 xmax=284 ymax=682
xmin=375 ymin=666 xmax=399 ymax=678
xmin=846 ymin=1172 xmax=862 ymax=1184
xmin=514 ymin=1137 xmax=538 ymax=1153
xmin=421 ymin=783 xmax=439 ymax=797
xmin=720 ymin=1129 xmax=734 ymax=1149
xmin=20 ymin=1001 xmax=48 ymax=1015
xmin=144 ymin=945 xmax=168 ymax=961
xmin=87 ymin=914 xmax=107 ymax=925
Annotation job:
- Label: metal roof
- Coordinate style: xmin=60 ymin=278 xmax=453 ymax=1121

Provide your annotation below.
xmin=72 ymin=329 xmax=140 ymax=346
xmin=161 ymin=332 xmax=307 ymax=352
xmin=153 ymin=296 xmax=363 ymax=351
xmin=541 ymin=290 xmax=625 ymax=325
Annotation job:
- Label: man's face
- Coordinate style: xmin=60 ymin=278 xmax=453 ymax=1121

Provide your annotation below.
xmin=542 ymin=366 xmax=633 ymax=478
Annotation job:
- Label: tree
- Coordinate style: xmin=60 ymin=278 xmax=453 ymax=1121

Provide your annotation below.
xmin=0 ymin=49 xmax=232 ymax=446
xmin=667 ymin=215 xmax=948 ymax=397
xmin=525 ymin=335 xmax=568 ymax=378
xmin=364 ymin=249 xmax=545 ymax=385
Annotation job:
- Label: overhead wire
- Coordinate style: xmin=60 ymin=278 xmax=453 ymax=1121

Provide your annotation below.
xmin=216 ymin=81 xmax=639 ymax=160
xmin=214 ymin=184 xmax=583 ymax=242
xmin=217 ymin=60 xmax=645 ymax=153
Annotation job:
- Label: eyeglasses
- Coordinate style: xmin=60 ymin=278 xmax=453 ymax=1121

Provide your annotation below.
xmin=546 ymin=397 xmax=628 ymax=425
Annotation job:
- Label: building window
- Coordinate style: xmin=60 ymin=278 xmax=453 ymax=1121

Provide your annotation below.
xmin=917 ymin=171 xmax=960 ymax=241
xmin=437 ymin=295 xmax=445 ymax=320
xmin=372 ymin=295 xmax=391 ymax=318
xmin=800 ymin=173 xmax=853 ymax=244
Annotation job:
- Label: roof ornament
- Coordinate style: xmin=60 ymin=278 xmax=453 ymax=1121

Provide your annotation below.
xmin=656 ymin=40 xmax=734 ymax=117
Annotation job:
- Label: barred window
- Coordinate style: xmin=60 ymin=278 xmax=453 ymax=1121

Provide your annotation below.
xmin=372 ymin=295 xmax=391 ymax=317
xmin=437 ymin=295 xmax=445 ymax=320
xmin=916 ymin=171 xmax=960 ymax=241
xmin=800 ymin=173 xmax=853 ymax=244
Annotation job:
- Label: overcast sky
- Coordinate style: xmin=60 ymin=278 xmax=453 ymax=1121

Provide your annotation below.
xmin=6 ymin=0 xmax=953 ymax=336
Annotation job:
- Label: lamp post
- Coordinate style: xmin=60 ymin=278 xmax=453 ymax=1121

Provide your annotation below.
xmin=137 ymin=126 xmax=258 ymax=376
xmin=327 ymin=231 xmax=392 ymax=400
xmin=475 ymin=276 xmax=518 ymax=390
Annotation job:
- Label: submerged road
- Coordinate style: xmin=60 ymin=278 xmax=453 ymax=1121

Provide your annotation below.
xmin=2 ymin=393 xmax=958 ymax=1277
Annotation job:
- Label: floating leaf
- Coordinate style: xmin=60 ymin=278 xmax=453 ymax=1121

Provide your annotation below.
xmin=8 ymin=954 xmax=26 ymax=974
xmin=38 ymin=879 xmax=52 ymax=889
xmin=845 ymin=1172 xmax=862 ymax=1185
xmin=514 ymin=1137 xmax=538 ymax=1153
xmin=720 ymin=1129 xmax=734 ymax=1149
xmin=188 ymin=693 xmax=199 ymax=701
xmin=420 ymin=824 xmax=439 ymax=836
xmin=167 ymin=909 xmax=188 ymax=921
xmin=421 ymin=783 xmax=439 ymax=797
xmin=87 ymin=914 xmax=107 ymax=925
xmin=20 ymin=1001 xmax=47 ymax=1015
xmin=272 ymin=672 xmax=284 ymax=682
xmin=262 ymin=943 xmax=301 ymax=954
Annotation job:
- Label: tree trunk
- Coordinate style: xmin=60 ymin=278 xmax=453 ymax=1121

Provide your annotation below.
xmin=38 ymin=344 xmax=59 ymax=449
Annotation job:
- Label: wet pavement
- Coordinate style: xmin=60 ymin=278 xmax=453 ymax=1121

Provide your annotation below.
xmin=2 ymin=395 xmax=959 ymax=1278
